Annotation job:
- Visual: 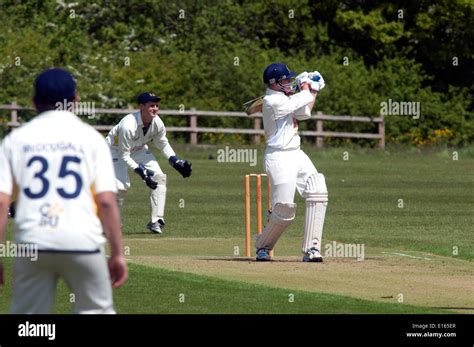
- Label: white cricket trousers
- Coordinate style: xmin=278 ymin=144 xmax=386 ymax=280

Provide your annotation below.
xmin=264 ymin=147 xmax=318 ymax=206
xmin=111 ymin=147 xmax=167 ymax=223
xmin=11 ymin=249 xmax=115 ymax=314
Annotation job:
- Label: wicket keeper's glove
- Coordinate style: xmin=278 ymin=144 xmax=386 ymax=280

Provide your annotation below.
xmin=134 ymin=163 xmax=158 ymax=189
xmin=169 ymin=156 xmax=192 ymax=178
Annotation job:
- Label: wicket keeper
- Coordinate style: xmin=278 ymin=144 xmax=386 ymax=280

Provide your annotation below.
xmin=106 ymin=92 xmax=192 ymax=234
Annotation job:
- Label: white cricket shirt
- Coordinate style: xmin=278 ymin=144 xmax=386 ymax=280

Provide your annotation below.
xmin=0 ymin=111 xmax=117 ymax=251
xmin=105 ymin=112 xmax=175 ymax=170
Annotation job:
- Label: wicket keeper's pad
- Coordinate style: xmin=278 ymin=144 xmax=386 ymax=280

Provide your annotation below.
xmin=151 ymin=173 xmax=167 ymax=221
xmin=111 ymin=147 xmax=167 ymax=222
xmin=302 ymin=173 xmax=328 ymax=253
xmin=256 ymin=202 xmax=296 ymax=251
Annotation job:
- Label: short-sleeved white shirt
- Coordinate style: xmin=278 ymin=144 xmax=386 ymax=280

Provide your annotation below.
xmin=0 ymin=111 xmax=117 ymax=251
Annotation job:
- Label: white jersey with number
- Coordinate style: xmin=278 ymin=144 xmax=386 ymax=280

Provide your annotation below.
xmin=262 ymin=88 xmax=313 ymax=150
xmin=0 ymin=111 xmax=117 ymax=252
xmin=105 ymin=111 xmax=175 ymax=170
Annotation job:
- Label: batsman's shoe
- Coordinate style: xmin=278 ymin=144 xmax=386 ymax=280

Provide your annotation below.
xmin=147 ymin=219 xmax=165 ymax=234
xmin=256 ymin=248 xmax=272 ymax=262
xmin=303 ymin=248 xmax=323 ymax=262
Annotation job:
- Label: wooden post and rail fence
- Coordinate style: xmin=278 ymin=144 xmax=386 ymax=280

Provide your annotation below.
xmin=0 ymin=102 xmax=385 ymax=148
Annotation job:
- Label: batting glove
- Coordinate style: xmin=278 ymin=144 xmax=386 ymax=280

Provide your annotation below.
xmin=295 ymin=71 xmax=309 ymax=81
xmin=296 ymin=72 xmax=312 ymax=90
xmin=169 ymin=156 xmax=192 ymax=178
xmin=134 ymin=163 xmax=158 ymax=190
xmin=308 ymin=71 xmax=325 ymax=92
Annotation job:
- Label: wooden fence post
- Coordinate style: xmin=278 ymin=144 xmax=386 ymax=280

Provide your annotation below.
xmin=190 ymin=107 xmax=198 ymax=145
xmin=316 ymin=111 xmax=323 ymax=148
xmin=378 ymin=115 xmax=385 ymax=149
xmin=11 ymin=101 xmax=18 ymax=126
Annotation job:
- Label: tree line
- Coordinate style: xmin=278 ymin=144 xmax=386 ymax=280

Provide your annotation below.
xmin=0 ymin=0 xmax=472 ymax=146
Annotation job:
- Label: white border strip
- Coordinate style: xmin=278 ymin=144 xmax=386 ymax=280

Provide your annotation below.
xmin=382 ymin=252 xmax=432 ymax=261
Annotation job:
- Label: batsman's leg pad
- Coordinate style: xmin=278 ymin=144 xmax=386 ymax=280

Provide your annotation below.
xmin=256 ymin=202 xmax=296 ymax=251
xmin=150 ymin=174 xmax=167 ymax=222
xmin=302 ymin=173 xmax=328 ymax=253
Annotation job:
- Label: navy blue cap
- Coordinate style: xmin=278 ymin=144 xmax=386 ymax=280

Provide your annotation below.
xmin=137 ymin=92 xmax=161 ymax=104
xmin=34 ymin=68 xmax=76 ymax=104
xmin=263 ymin=63 xmax=296 ymax=84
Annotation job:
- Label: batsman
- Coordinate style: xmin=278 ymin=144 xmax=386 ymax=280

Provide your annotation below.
xmin=106 ymin=92 xmax=192 ymax=234
xmin=255 ymin=63 xmax=328 ymax=262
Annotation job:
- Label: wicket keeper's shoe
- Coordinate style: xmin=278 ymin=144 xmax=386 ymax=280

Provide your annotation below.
xmin=303 ymin=248 xmax=323 ymax=262
xmin=256 ymin=248 xmax=272 ymax=261
xmin=147 ymin=219 xmax=165 ymax=234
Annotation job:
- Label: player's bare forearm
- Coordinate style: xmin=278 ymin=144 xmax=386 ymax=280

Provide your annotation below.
xmin=0 ymin=192 xmax=10 ymax=243
xmin=95 ymin=191 xmax=128 ymax=288
xmin=0 ymin=193 xmax=10 ymax=286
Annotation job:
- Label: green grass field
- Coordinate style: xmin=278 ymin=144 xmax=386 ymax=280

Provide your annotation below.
xmin=0 ymin=145 xmax=472 ymax=314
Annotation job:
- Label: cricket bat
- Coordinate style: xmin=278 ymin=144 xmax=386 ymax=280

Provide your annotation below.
xmin=243 ymin=95 xmax=264 ymax=115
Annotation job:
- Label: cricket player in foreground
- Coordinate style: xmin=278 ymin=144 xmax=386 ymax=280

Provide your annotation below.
xmin=0 ymin=68 xmax=128 ymax=313
xmin=106 ymin=93 xmax=192 ymax=234
xmin=256 ymin=62 xmax=328 ymax=262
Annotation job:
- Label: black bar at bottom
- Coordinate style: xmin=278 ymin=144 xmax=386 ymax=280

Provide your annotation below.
xmin=0 ymin=314 xmax=471 ymax=346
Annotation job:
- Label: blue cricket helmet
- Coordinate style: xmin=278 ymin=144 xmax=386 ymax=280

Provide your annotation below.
xmin=263 ymin=63 xmax=296 ymax=84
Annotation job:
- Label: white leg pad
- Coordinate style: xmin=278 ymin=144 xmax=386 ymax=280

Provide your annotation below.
xmin=302 ymin=173 xmax=328 ymax=253
xmin=150 ymin=174 xmax=167 ymax=223
xmin=256 ymin=203 xmax=296 ymax=251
